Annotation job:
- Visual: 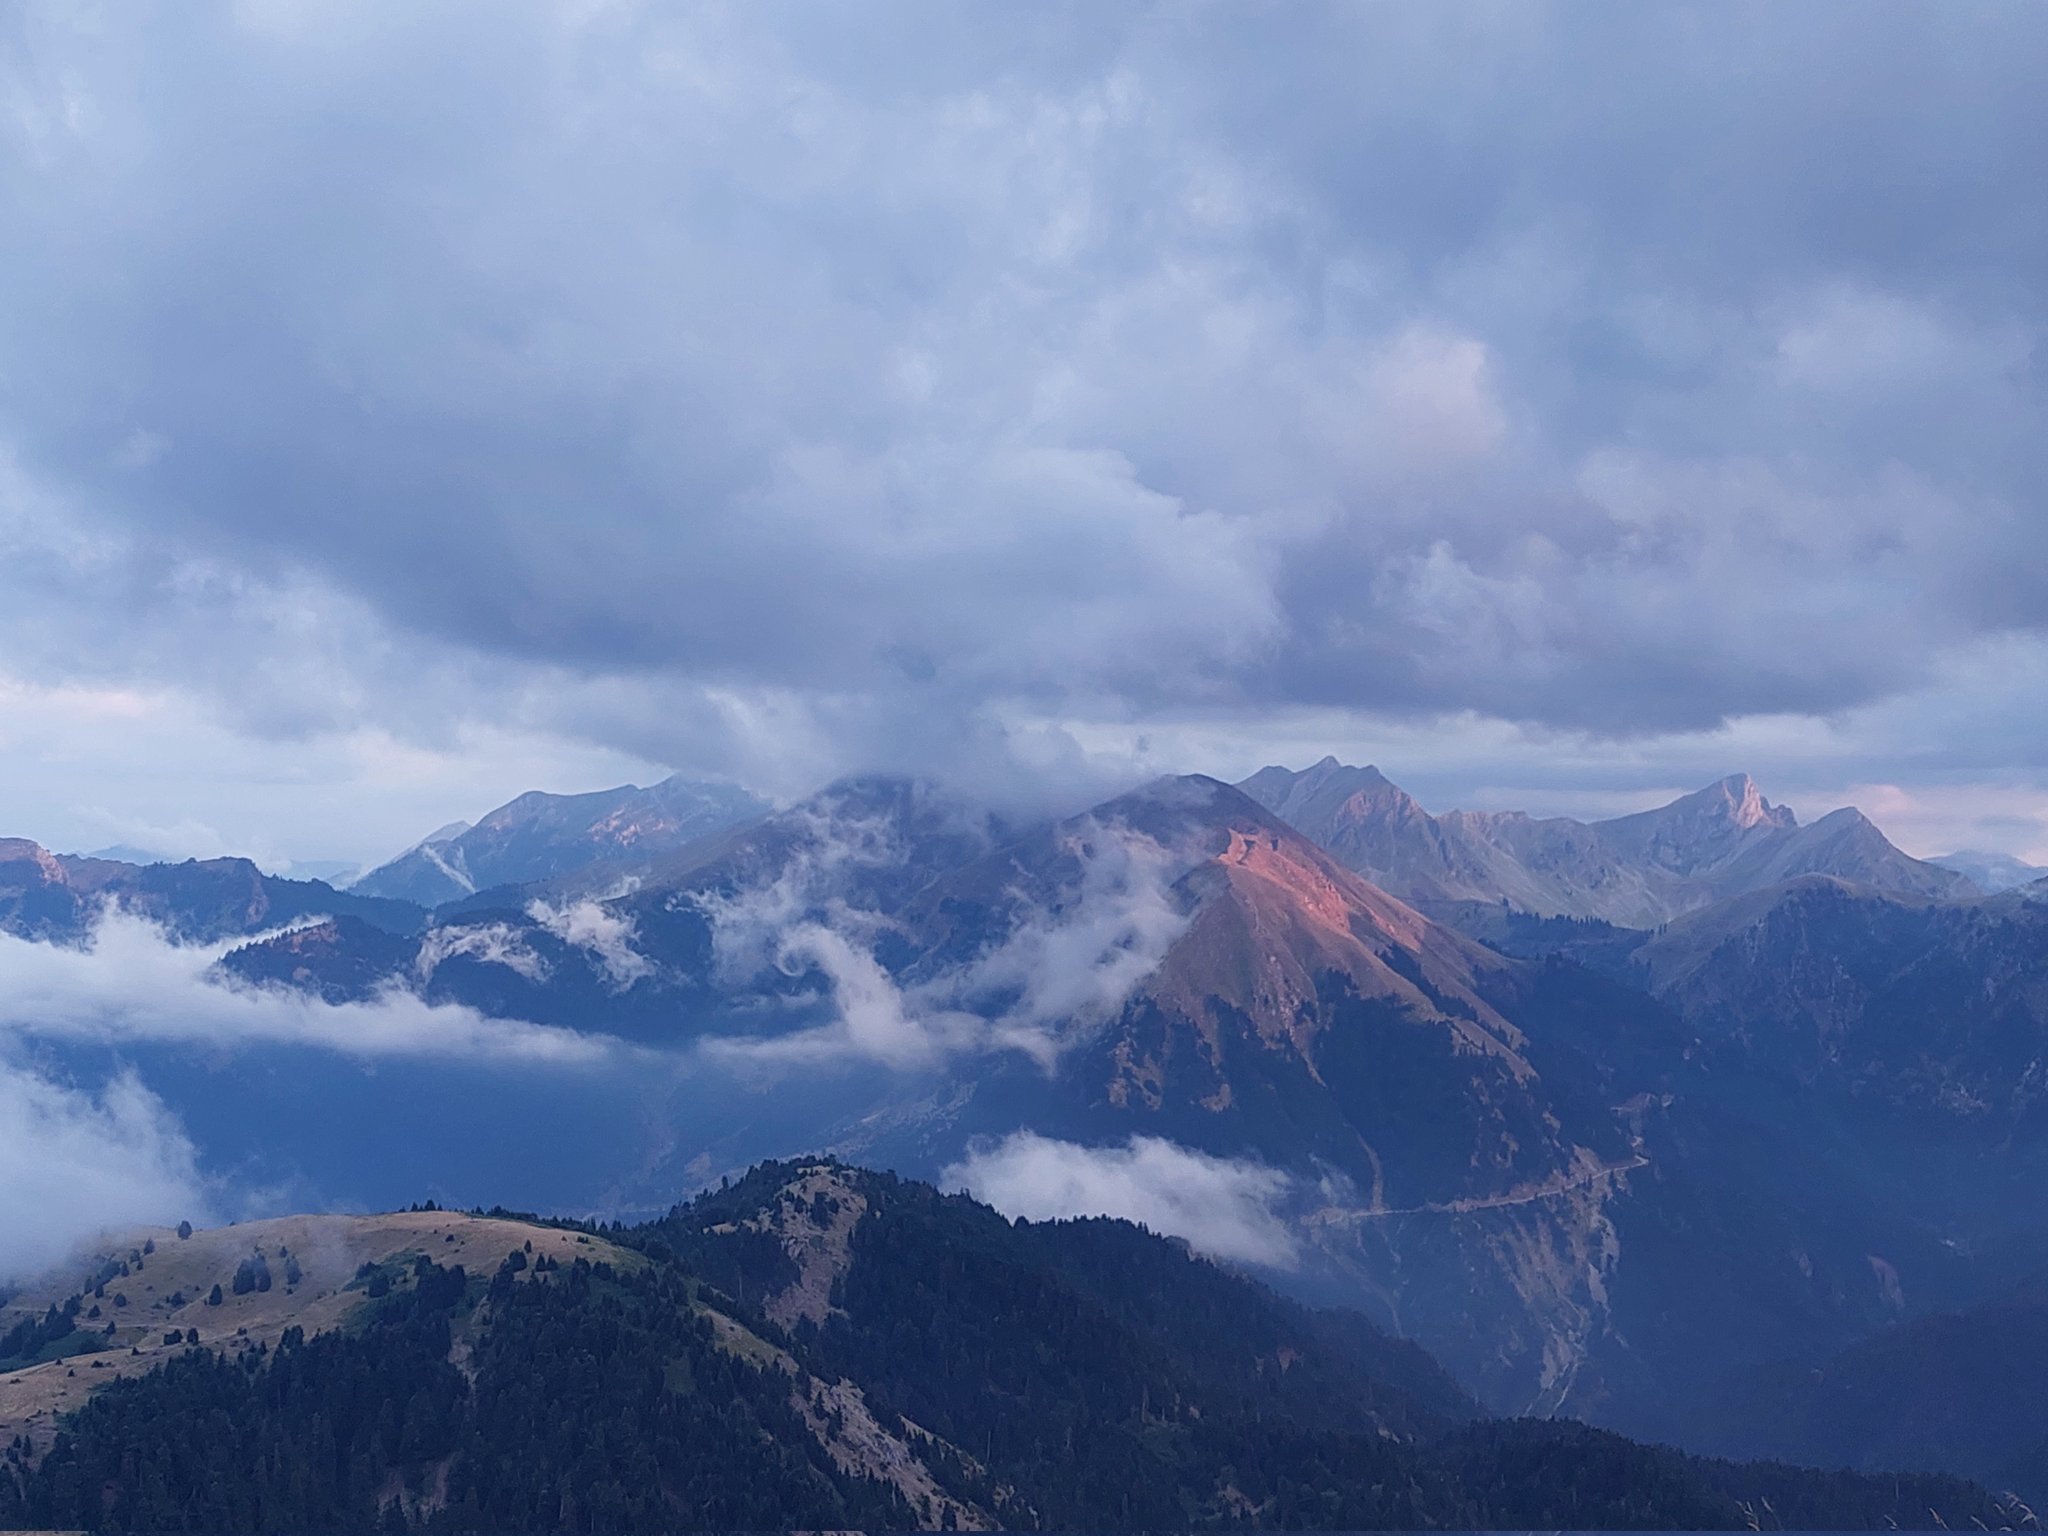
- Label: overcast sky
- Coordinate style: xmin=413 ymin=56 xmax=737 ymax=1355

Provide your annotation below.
xmin=2 ymin=1 xmax=2045 ymax=868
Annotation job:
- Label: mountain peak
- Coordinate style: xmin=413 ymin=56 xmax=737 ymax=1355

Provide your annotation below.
xmin=1304 ymin=756 xmax=1393 ymax=788
xmin=1605 ymin=773 xmax=1795 ymax=842
xmin=1931 ymin=848 xmax=2048 ymax=894
xmin=1702 ymin=773 xmax=1795 ymax=831
xmin=1237 ymin=759 xmax=1415 ymax=829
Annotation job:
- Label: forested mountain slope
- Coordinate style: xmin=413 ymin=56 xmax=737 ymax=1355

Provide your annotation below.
xmin=1703 ymin=1274 xmax=2048 ymax=1503
xmin=0 ymin=1160 xmax=2016 ymax=1532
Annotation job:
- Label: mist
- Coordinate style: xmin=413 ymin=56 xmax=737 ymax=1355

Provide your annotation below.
xmin=946 ymin=1131 xmax=1300 ymax=1270
xmin=0 ymin=1057 xmax=207 ymax=1284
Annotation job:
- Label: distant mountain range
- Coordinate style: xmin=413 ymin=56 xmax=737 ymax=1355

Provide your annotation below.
xmin=0 ymin=1161 xmax=2013 ymax=1531
xmin=1238 ymin=759 xmax=1974 ymax=926
xmin=349 ymin=775 xmax=769 ymax=907
xmin=1931 ymin=847 xmax=2048 ymax=892
xmin=0 ymin=837 xmax=422 ymax=944
xmin=6 ymin=759 xmax=2047 ymax=1505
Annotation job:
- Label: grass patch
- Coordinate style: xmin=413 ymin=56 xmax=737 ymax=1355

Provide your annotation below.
xmin=0 ymin=1328 xmax=110 ymax=1372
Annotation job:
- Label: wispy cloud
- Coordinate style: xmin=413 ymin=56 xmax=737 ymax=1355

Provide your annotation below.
xmin=946 ymin=1131 xmax=1300 ymax=1269
xmin=526 ymin=897 xmax=653 ymax=988
xmin=414 ymin=920 xmax=551 ymax=985
xmin=940 ymin=826 xmax=1190 ymax=1063
xmin=707 ymin=920 xmax=985 ymax=1073
xmin=697 ymin=818 xmax=1192 ymax=1072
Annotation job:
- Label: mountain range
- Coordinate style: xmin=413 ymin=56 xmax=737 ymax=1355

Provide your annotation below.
xmin=1238 ymin=759 xmax=1975 ymax=926
xmin=197 ymin=770 xmax=2040 ymax=1423
xmin=5 ymin=759 xmax=2046 ymax=1511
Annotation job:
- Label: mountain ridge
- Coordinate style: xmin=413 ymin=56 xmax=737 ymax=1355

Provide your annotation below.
xmin=0 ymin=837 xmax=425 ymax=943
xmin=1237 ymin=761 xmax=1974 ymax=926
xmin=352 ymin=774 xmax=770 ymax=907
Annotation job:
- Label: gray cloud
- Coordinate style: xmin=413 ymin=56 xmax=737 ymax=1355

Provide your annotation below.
xmin=1 ymin=3 xmax=2045 ymax=845
xmin=945 ymin=1131 xmax=1300 ymax=1269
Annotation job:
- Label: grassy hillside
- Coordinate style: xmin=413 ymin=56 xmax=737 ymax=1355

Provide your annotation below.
xmin=0 ymin=1209 xmax=633 ymax=1456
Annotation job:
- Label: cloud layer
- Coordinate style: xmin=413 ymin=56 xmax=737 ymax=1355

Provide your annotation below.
xmin=945 ymin=1131 xmax=1299 ymax=1269
xmin=1 ymin=3 xmax=2046 ymax=855
xmin=0 ymin=912 xmax=615 ymax=1065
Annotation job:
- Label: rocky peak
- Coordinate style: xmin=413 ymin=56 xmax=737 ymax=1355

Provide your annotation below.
xmin=1236 ymin=759 xmax=1429 ymax=844
xmin=1132 ymin=788 xmax=1527 ymax=1077
xmin=1712 ymin=773 xmax=1796 ymax=832
xmin=0 ymin=837 xmax=64 ymax=881
xmin=1594 ymin=773 xmax=1798 ymax=877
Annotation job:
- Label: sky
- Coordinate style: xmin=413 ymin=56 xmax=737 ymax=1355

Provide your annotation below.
xmin=2 ymin=1 xmax=2046 ymax=870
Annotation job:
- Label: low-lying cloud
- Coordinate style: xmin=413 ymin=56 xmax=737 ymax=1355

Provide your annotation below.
xmin=945 ymin=1131 xmax=1300 ymax=1269
xmin=713 ymin=921 xmax=985 ymax=1073
xmin=0 ymin=1056 xmax=209 ymax=1284
xmin=0 ymin=911 xmax=615 ymax=1066
xmin=693 ymin=798 xmax=919 ymax=984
